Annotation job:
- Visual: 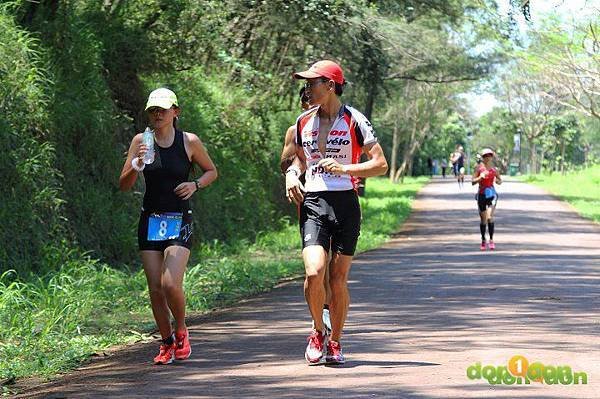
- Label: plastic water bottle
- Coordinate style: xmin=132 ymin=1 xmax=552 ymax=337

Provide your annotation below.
xmin=142 ymin=127 xmax=155 ymax=164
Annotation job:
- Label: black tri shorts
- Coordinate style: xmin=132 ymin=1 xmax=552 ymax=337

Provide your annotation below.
xmin=300 ymin=190 xmax=361 ymax=256
xmin=138 ymin=209 xmax=193 ymax=252
xmin=476 ymin=192 xmax=499 ymax=213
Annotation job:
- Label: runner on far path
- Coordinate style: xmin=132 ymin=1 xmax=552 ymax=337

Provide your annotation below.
xmin=441 ymin=158 xmax=448 ymax=178
xmin=119 ymin=88 xmax=218 ymax=365
xmin=280 ymin=87 xmax=332 ymax=335
xmin=286 ymin=60 xmax=388 ymax=365
xmin=472 ymin=148 xmax=502 ymax=251
xmin=450 ymin=144 xmax=466 ymax=189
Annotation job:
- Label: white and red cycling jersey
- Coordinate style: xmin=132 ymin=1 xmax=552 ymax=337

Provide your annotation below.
xmin=295 ymin=105 xmax=377 ymax=192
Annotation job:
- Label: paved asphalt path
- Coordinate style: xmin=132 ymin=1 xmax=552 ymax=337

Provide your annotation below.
xmin=16 ymin=177 xmax=600 ymax=398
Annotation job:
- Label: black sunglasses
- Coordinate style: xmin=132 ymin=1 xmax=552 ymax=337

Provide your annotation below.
xmin=304 ymin=79 xmax=331 ymax=89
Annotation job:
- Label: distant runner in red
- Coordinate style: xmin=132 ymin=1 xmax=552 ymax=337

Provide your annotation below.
xmin=286 ymin=60 xmax=388 ymax=364
xmin=472 ymin=148 xmax=502 ymax=251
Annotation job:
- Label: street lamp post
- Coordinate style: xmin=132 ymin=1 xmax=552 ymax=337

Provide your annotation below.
xmin=513 ymin=128 xmax=522 ymax=175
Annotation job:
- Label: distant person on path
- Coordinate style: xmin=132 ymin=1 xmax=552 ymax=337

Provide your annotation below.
xmin=441 ymin=159 xmax=448 ymax=178
xmin=472 ymin=148 xmax=502 ymax=251
xmin=280 ymin=87 xmax=332 ymax=335
xmin=286 ymin=60 xmax=388 ymax=364
xmin=427 ymin=157 xmax=433 ymax=177
xmin=450 ymin=145 xmax=466 ymax=188
xmin=119 ymin=88 xmax=218 ymax=364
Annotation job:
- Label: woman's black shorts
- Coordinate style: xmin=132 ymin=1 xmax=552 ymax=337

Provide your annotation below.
xmin=476 ymin=193 xmax=498 ymax=213
xmin=300 ymin=190 xmax=361 ymax=256
xmin=138 ymin=209 xmax=193 ymax=252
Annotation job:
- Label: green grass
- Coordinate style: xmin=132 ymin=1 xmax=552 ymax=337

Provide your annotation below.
xmin=0 ymin=176 xmax=427 ymax=386
xmin=521 ymin=165 xmax=600 ymax=222
xmin=357 ymin=177 xmax=426 ymax=252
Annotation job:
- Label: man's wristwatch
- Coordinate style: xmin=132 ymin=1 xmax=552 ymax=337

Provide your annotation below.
xmin=195 ymin=180 xmax=202 ymax=190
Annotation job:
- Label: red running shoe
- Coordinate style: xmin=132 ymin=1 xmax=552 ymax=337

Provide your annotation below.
xmin=489 ymin=241 xmax=495 ymax=250
xmin=153 ymin=343 xmax=176 ymax=365
xmin=325 ymin=340 xmax=345 ymax=364
xmin=480 ymin=241 xmax=486 ymax=251
xmin=175 ymin=329 xmax=192 ymax=360
xmin=305 ymin=329 xmax=326 ymax=364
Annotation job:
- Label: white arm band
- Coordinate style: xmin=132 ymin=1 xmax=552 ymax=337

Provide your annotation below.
xmin=131 ymin=157 xmax=145 ymax=172
xmin=286 ymin=165 xmax=301 ymax=176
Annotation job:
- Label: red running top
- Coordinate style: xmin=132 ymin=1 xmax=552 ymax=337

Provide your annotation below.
xmin=476 ymin=165 xmax=497 ymax=194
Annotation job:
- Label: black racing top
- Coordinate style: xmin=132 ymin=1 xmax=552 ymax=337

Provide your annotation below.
xmin=142 ymin=129 xmax=192 ymax=212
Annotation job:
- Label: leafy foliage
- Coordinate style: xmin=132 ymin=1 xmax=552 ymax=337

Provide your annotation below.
xmin=0 ymin=0 xmax=511 ymax=274
xmin=0 ymin=7 xmax=66 ymax=272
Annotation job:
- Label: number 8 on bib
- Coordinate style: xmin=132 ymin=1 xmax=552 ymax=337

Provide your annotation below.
xmin=147 ymin=212 xmax=183 ymax=241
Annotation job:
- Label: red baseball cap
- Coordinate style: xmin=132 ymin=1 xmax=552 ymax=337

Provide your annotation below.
xmin=293 ymin=60 xmax=345 ymax=85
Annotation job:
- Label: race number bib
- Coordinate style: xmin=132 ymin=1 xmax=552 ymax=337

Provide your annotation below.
xmin=484 ymin=187 xmax=496 ymax=199
xmin=147 ymin=212 xmax=183 ymax=241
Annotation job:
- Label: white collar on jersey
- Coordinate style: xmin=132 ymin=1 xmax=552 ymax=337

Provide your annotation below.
xmin=314 ymin=104 xmax=346 ymax=121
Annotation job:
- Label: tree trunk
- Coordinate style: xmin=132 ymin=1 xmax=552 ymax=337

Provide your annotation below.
xmin=359 ymin=83 xmax=378 ymax=194
xmin=364 ymin=84 xmax=377 ymax=120
xmin=560 ymin=139 xmax=566 ymax=175
xmin=390 ymin=121 xmax=399 ymax=182
xmin=530 ymin=141 xmax=537 ymax=174
xmin=407 ymin=157 xmax=414 ymax=177
xmin=583 ymin=144 xmax=589 ymax=168
xmin=394 ymin=139 xmax=419 ymax=182
xmin=393 ymin=116 xmax=432 ymax=182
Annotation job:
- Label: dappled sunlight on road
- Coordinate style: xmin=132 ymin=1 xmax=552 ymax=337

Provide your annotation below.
xmin=16 ymin=178 xmax=600 ymax=399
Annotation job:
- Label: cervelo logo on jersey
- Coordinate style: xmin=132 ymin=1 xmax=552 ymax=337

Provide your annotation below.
xmin=302 ymin=138 xmax=351 ymax=147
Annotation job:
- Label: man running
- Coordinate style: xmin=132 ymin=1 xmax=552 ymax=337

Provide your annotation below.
xmin=441 ymin=158 xmax=448 ymax=178
xmin=472 ymin=148 xmax=502 ymax=250
xmin=280 ymin=88 xmax=332 ymax=334
xmin=286 ymin=60 xmax=388 ymax=364
xmin=450 ymin=145 xmax=466 ymax=188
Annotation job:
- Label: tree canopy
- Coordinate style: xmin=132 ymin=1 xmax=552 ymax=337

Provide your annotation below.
xmin=0 ymin=0 xmax=596 ymax=274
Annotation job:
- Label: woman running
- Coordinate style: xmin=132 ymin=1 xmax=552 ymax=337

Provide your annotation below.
xmin=119 ymin=88 xmax=218 ymax=364
xmin=472 ymin=148 xmax=502 ymax=251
